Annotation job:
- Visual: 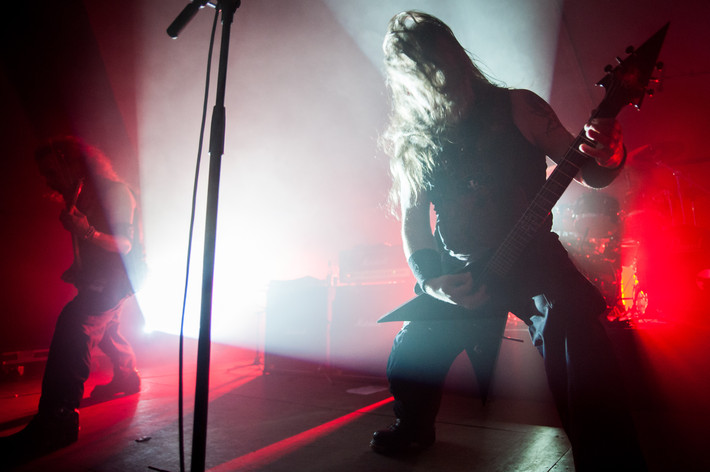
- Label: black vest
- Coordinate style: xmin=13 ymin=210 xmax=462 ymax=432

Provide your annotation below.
xmin=426 ymin=88 xmax=549 ymax=262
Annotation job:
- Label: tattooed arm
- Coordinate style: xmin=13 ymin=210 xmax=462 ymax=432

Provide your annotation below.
xmin=510 ymin=89 xmax=625 ymax=188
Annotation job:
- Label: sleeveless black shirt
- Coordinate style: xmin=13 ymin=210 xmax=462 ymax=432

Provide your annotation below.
xmin=426 ymin=88 xmax=550 ymax=262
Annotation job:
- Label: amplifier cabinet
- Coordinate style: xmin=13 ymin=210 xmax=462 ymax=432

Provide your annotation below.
xmin=329 ymin=281 xmax=414 ymax=377
xmin=264 ymin=277 xmax=328 ymax=374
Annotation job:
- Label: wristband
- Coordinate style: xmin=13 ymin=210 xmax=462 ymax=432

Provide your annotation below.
xmin=408 ymin=248 xmax=442 ymax=289
xmin=581 ymin=145 xmax=627 ymax=188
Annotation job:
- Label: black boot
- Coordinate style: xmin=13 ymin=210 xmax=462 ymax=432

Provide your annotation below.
xmin=370 ymin=419 xmax=435 ymax=454
xmin=90 ymin=369 xmax=140 ymax=400
xmin=0 ymin=407 xmax=79 ymax=465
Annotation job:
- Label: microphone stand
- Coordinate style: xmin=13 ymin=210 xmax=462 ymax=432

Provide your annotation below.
xmin=167 ymin=1 xmax=241 ymax=471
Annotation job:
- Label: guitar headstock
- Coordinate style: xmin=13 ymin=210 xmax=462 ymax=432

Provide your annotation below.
xmin=594 ymin=23 xmax=669 ymax=119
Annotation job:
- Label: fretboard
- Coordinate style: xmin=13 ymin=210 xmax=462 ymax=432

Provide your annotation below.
xmin=482 ymin=131 xmax=590 ymax=279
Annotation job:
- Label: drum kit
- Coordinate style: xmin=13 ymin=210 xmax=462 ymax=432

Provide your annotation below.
xmin=552 ymin=142 xmax=710 ymax=326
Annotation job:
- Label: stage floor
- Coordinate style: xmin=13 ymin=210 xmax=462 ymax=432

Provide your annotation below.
xmin=1 ymin=323 xmax=709 ymax=472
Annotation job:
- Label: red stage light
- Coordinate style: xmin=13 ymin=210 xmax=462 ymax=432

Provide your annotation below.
xmin=208 ymin=397 xmax=394 ymax=471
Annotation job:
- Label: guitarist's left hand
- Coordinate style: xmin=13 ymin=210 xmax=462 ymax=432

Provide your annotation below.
xmin=424 ymin=273 xmax=490 ymax=311
xmin=60 ymin=207 xmax=91 ymax=237
xmin=579 ymin=118 xmax=624 ymax=168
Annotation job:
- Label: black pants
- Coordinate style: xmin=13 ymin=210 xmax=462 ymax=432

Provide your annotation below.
xmin=38 ymin=286 xmax=135 ymax=413
xmin=387 ymin=315 xmax=507 ymax=429
xmin=386 ymin=235 xmax=646 ymax=471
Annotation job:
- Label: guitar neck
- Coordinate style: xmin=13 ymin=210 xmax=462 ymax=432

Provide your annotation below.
xmin=483 ymin=130 xmax=590 ymax=279
xmin=477 ymin=22 xmax=669 ymax=283
xmin=67 ymin=179 xmax=85 ymax=269
xmin=66 ymin=179 xmax=84 ymax=210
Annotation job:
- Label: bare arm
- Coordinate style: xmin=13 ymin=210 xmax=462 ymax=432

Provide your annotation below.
xmin=510 ymin=89 xmax=624 ymax=187
xmin=401 ymin=192 xmax=436 ymax=260
xmin=60 ymin=184 xmax=135 ymax=255
xmin=400 ymin=193 xmax=487 ymax=310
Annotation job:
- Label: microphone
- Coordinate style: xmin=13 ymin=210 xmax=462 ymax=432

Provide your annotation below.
xmin=167 ymin=0 xmax=211 ymax=39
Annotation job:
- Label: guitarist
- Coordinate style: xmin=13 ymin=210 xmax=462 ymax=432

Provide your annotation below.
xmin=0 ymin=136 xmax=144 ymax=462
xmin=371 ymin=11 xmax=646 ymax=471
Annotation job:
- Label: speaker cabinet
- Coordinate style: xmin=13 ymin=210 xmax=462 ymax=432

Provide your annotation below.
xmin=264 ymin=277 xmax=328 ymax=374
xmin=329 ymin=281 xmax=413 ymax=377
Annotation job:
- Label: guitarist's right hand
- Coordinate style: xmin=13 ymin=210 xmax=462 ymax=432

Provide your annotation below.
xmin=423 ymin=273 xmax=489 ymax=311
xmin=60 ymin=207 xmax=90 ymax=236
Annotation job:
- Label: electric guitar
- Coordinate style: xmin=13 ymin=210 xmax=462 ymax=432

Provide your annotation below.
xmin=378 ymin=23 xmax=669 ymax=323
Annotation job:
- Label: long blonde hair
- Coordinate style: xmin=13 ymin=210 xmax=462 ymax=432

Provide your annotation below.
xmin=381 ymin=11 xmax=499 ymax=213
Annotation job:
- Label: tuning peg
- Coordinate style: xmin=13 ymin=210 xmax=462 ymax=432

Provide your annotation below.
xmin=647 ymin=89 xmax=655 ymax=97
xmin=615 ymin=56 xmax=623 ymax=64
xmin=604 ymin=64 xmax=613 ymax=73
xmin=656 ymin=61 xmax=664 ymax=71
xmin=625 ymin=45 xmax=635 ymax=54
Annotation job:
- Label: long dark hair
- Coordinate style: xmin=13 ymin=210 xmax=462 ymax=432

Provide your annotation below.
xmin=35 ymin=136 xmax=122 ymax=198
